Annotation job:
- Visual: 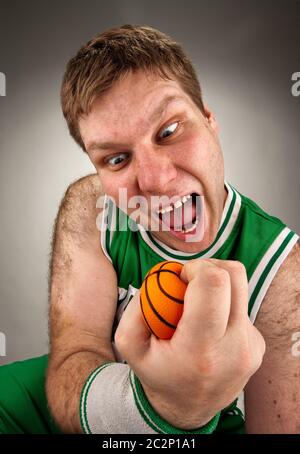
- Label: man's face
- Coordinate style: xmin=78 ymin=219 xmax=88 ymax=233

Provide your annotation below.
xmin=79 ymin=70 xmax=226 ymax=252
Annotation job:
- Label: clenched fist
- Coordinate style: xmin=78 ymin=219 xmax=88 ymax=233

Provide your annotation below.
xmin=115 ymin=258 xmax=266 ymax=430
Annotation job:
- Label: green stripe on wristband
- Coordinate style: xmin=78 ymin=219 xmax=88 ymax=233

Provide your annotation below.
xmin=79 ymin=361 xmax=114 ymax=434
xmin=131 ymin=372 xmax=221 ymax=434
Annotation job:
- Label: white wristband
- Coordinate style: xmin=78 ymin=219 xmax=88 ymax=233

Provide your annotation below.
xmin=80 ymin=362 xmax=220 ymax=434
xmin=80 ymin=362 xmax=157 ymax=434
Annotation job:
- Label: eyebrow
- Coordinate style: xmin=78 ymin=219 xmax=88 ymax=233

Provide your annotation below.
xmin=86 ymin=94 xmax=184 ymax=152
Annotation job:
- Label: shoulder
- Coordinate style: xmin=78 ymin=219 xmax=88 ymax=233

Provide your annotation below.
xmin=59 ymin=173 xmax=102 ymax=221
xmin=57 ymin=173 xmax=103 ymax=232
xmin=64 ymin=173 xmax=102 ymax=205
xmin=255 ymin=240 xmax=300 ymax=336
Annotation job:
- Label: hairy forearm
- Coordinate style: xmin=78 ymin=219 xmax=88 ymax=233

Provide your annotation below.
xmin=46 ymin=350 xmax=112 ymax=433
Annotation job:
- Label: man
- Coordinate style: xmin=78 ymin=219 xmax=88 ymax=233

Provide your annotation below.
xmin=0 ymin=25 xmax=299 ymax=434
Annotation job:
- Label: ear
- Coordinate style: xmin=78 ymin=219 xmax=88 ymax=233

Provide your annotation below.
xmin=203 ymin=105 xmax=219 ymax=134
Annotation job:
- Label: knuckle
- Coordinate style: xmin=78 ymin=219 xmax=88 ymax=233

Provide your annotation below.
xmin=203 ymin=267 xmax=230 ymax=288
xmin=183 ymin=258 xmax=200 ymax=277
xmin=252 ymin=333 xmax=266 ymax=371
xmin=252 ymin=351 xmax=264 ymax=373
xmin=260 ymin=334 xmax=266 ymax=356
xmin=247 ymin=352 xmax=263 ymax=375
xmin=226 ymin=260 xmax=247 ymax=276
xmin=236 ymin=341 xmax=264 ymax=377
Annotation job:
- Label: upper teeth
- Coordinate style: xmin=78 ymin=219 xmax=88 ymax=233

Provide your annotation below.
xmin=156 ymin=194 xmax=192 ymax=215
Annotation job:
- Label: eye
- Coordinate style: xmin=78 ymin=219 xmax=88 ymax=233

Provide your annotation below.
xmin=106 ymin=153 xmax=128 ymax=168
xmin=158 ymin=121 xmax=179 ymax=140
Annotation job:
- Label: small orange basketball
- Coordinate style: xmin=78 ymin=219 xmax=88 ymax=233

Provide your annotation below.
xmin=140 ymin=261 xmax=187 ymax=339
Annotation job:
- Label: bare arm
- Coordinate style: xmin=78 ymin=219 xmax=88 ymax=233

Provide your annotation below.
xmin=46 ymin=174 xmax=118 ymax=433
xmin=245 ymin=241 xmax=300 ymax=433
xmin=46 ymin=174 xmax=265 ymax=434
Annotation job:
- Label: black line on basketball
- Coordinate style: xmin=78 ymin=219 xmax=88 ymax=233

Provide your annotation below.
xmin=156 ymin=271 xmax=184 ymax=305
xmin=159 ymin=261 xmax=182 ymax=270
xmin=156 ymin=275 xmax=184 ymax=305
xmin=144 ymin=276 xmax=177 ymax=329
xmin=140 ymin=295 xmax=157 ymax=338
xmin=145 ymin=271 xmax=184 ymax=304
xmin=158 ymin=261 xmax=185 ymax=302
xmin=145 ymin=270 xmax=184 ymax=304
xmin=144 ymin=261 xmax=181 ymax=280
xmin=146 ymin=269 xmax=179 ymax=279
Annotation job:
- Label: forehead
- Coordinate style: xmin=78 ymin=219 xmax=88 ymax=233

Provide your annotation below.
xmin=79 ymin=71 xmax=197 ymax=145
xmin=94 ymin=70 xmax=191 ymax=114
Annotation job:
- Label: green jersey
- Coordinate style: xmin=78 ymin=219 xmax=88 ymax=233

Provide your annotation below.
xmin=0 ymin=183 xmax=298 ymax=434
xmin=100 ymin=182 xmax=299 ymax=433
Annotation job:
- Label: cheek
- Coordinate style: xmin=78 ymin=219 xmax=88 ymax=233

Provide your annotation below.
xmin=97 ymin=171 xmax=118 ymax=198
xmin=175 ymin=132 xmax=223 ymax=181
xmin=174 ymin=134 xmax=206 ymax=169
xmin=194 ymin=131 xmax=222 ymax=165
xmin=99 ymin=170 xmax=135 ymax=206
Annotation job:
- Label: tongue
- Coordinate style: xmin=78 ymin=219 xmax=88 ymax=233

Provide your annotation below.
xmin=169 ymin=197 xmax=196 ymax=231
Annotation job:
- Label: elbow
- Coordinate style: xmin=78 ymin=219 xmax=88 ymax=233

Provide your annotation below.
xmin=45 ymin=358 xmax=82 ymax=434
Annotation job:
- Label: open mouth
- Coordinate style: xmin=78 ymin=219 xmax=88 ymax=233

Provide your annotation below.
xmin=156 ymin=192 xmax=203 ymax=235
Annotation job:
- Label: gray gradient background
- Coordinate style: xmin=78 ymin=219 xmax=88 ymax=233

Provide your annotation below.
xmin=0 ymin=0 xmax=299 ymax=364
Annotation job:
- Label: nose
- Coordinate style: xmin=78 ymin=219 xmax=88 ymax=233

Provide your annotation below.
xmin=135 ymin=147 xmax=178 ymax=194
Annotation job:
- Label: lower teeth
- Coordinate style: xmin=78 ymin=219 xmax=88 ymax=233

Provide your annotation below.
xmin=182 ymin=217 xmax=199 ymax=233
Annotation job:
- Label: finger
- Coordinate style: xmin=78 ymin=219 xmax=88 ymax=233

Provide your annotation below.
xmin=177 ymin=259 xmax=231 ymax=344
xmin=208 ymin=259 xmax=249 ymax=326
xmin=115 ymin=291 xmax=151 ymax=360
